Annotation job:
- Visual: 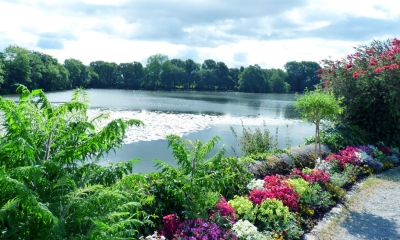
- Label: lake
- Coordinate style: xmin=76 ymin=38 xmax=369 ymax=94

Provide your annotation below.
xmin=3 ymin=89 xmax=314 ymax=173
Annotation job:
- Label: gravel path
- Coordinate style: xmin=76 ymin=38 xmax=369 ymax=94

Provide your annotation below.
xmin=303 ymin=166 xmax=400 ymax=240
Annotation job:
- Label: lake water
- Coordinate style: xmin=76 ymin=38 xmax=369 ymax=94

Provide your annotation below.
xmin=3 ymin=89 xmax=314 ymax=173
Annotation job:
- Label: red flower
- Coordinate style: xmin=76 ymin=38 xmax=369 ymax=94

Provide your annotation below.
xmin=212 ymin=197 xmax=236 ymax=222
xmin=375 ymin=67 xmax=383 ymax=74
xmin=353 ymin=71 xmax=360 ymax=79
xmin=345 ymin=62 xmax=353 ymax=70
xmin=369 ymin=57 xmax=378 ymax=66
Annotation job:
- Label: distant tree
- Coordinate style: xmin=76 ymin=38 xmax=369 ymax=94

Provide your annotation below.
xmin=184 ymin=59 xmax=200 ymax=89
xmin=284 ymin=61 xmax=321 ymax=92
xmin=0 ymin=53 xmax=4 ymax=91
xmin=2 ymin=45 xmax=32 ymax=92
xmin=170 ymin=58 xmax=186 ymax=69
xmin=160 ymin=60 xmax=187 ymax=90
xmin=143 ymin=53 xmax=168 ymax=90
xmin=118 ymin=62 xmax=143 ymax=89
xmin=264 ymin=68 xmax=290 ymax=93
xmin=201 ymin=59 xmax=217 ymax=71
xmin=229 ymin=68 xmax=240 ymax=90
xmin=64 ymin=58 xmax=92 ymax=88
xmin=238 ymin=65 xmax=269 ymax=93
xmin=194 ymin=69 xmax=217 ymax=90
xmin=215 ymin=62 xmax=232 ymax=90
xmin=89 ymin=61 xmax=118 ymax=88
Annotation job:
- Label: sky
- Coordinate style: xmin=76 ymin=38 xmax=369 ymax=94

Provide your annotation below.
xmin=0 ymin=0 xmax=399 ymax=69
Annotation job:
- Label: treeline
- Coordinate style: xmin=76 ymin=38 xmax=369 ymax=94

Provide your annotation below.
xmin=0 ymin=45 xmax=321 ymax=94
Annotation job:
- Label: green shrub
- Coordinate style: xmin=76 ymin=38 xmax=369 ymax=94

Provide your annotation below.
xmin=228 ymin=196 xmax=258 ymax=222
xmin=153 ymin=135 xmax=252 ymax=221
xmin=256 ymin=199 xmax=301 ymax=239
xmin=0 ymin=86 xmax=152 ymax=239
xmin=231 ymin=122 xmax=277 ymax=156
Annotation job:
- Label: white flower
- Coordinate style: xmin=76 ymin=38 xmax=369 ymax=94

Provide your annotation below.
xmin=232 ymin=220 xmax=272 ymax=240
xmin=247 ymin=179 xmax=264 ymax=190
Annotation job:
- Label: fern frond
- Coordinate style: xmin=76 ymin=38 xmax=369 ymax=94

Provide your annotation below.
xmin=0 ymin=197 xmax=20 ymax=224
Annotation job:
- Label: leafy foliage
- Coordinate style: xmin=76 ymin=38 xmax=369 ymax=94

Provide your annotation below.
xmin=294 ymin=89 xmax=343 ymax=161
xmin=152 ymin=135 xmax=253 ymax=221
xmin=231 ymin=121 xmax=278 ymax=156
xmin=0 ymin=86 xmax=154 ymax=239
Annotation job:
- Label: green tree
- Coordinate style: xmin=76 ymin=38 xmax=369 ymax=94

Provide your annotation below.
xmin=2 ymin=45 xmax=32 ymax=92
xmin=160 ymin=60 xmax=187 ymax=90
xmin=201 ymin=59 xmax=217 ymax=71
xmin=294 ymin=89 xmax=343 ymax=162
xmin=32 ymin=52 xmax=69 ymax=91
xmin=194 ymin=69 xmax=217 ymax=90
xmin=264 ymin=68 xmax=290 ymax=93
xmin=229 ymin=67 xmax=240 ymax=90
xmin=118 ymin=62 xmax=143 ymax=89
xmin=0 ymin=52 xmax=6 ymax=91
xmin=238 ymin=65 xmax=269 ymax=93
xmin=64 ymin=58 xmax=92 ymax=88
xmin=89 ymin=61 xmax=118 ymax=88
xmin=184 ymin=59 xmax=200 ymax=89
xmin=143 ymin=54 xmax=168 ymax=90
xmin=215 ymin=61 xmax=232 ymax=90
xmin=284 ymin=61 xmax=321 ymax=92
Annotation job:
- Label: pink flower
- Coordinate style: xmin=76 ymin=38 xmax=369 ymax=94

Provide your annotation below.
xmin=375 ymin=67 xmax=383 ymax=74
xmin=369 ymin=57 xmax=378 ymax=66
xmin=353 ymin=71 xmax=360 ymax=79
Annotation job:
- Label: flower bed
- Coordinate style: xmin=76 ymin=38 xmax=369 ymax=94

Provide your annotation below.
xmin=141 ymin=144 xmax=399 ymax=240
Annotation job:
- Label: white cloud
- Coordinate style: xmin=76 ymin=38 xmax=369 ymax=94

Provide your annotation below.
xmin=0 ymin=0 xmax=399 ymax=69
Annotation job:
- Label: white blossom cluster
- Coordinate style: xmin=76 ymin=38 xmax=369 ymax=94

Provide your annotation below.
xmin=232 ymin=220 xmax=272 ymax=240
xmin=246 ymin=179 xmax=265 ymax=191
xmin=138 ymin=231 xmax=166 ymax=240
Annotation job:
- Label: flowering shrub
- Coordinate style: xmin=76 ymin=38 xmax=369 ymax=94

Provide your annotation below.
xmin=358 ymin=145 xmax=376 ymax=157
xmin=175 ymin=218 xmax=237 ymax=239
xmin=232 ymin=220 xmax=271 ymax=240
xmin=325 ymin=146 xmax=361 ymax=169
xmin=385 ymin=155 xmax=399 ymax=165
xmin=139 ymin=231 xmax=166 ymax=240
xmin=210 ymin=197 xmax=236 ymax=223
xmin=324 ymin=182 xmax=346 ymax=201
xmin=247 ymin=178 xmax=265 ymax=191
xmin=228 ymin=196 xmax=257 ymax=222
xmin=286 ymin=178 xmax=315 ymax=205
xmin=356 ymin=147 xmax=383 ymax=172
xmin=160 ymin=214 xmax=180 ymax=239
xmin=290 ymin=168 xmax=330 ymax=183
xmin=161 ymin=214 xmax=236 ymax=239
xmin=320 ymin=38 xmax=400 ymax=145
xmin=256 ymin=199 xmax=301 ymax=239
xmin=248 ymin=175 xmax=299 ymax=211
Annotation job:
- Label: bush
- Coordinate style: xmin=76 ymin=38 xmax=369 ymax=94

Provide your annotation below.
xmin=231 ymin=122 xmax=277 ymax=156
xmin=320 ymin=38 xmax=400 ymax=145
xmin=0 ymin=86 xmax=152 ymax=239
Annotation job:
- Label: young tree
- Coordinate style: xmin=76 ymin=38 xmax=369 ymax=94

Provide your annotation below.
xmin=294 ymin=89 xmax=343 ymax=164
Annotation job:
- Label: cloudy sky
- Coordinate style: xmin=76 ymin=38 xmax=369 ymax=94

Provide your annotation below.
xmin=0 ymin=0 xmax=399 ymax=69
